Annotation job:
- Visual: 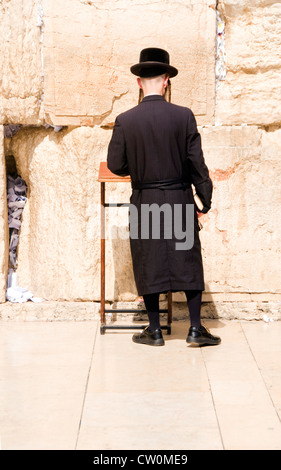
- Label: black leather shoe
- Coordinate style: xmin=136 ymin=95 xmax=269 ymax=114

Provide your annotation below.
xmin=132 ymin=326 xmax=165 ymax=346
xmin=186 ymin=325 xmax=221 ymax=346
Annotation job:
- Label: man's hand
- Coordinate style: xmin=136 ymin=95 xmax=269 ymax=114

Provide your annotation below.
xmin=197 ymin=211 xmax=204 ymax=219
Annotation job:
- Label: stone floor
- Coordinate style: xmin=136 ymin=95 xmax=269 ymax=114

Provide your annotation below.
xmin=0 ymin=318 xmax=280 ymax=450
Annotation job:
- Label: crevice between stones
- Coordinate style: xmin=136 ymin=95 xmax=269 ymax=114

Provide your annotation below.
xmin=4 ymin=131 xmax=45 ymax=304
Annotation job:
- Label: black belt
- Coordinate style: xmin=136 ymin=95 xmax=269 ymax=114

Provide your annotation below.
xmin=131 ymin=178 xmax=191 ymax=190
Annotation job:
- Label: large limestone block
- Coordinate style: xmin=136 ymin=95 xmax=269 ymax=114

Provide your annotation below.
xmin=200 ymin=125 xmax=281 ymax=294
xmin=6 ymin=125 xmax=135 ymax=301
xmin=6 ymin=123 xmax=281 ymax=303
xmin=43 ymin=0 xmax=216 ymax=126
xmin=0 ymin=126 xmax=9 ymax=302
xmin=5 ymin=124 xmax=281 ymax=302
xmin=0 ymin=0 xmax=43 ymax=124
xmin=216 ymin=0 xmax=281 ymax=125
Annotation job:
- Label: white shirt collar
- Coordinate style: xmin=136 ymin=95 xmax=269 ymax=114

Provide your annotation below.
xmin=143 ymin=93 xmax=162 ymax=97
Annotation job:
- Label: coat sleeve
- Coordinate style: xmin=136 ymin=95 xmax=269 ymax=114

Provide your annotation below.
xmin=186 ymin=110 xmax=213 ymax=213
xmin=107 ymin=117 xmax=130 ymax=177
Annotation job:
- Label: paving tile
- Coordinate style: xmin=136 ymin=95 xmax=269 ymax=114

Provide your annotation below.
xmin=241 ymin=321 xmax=281 ymax=420
xmin=77 ymin=321 xmax=223 ymax=450
xmin=201 ymin=320 xmax=281 ymax=450
xmin=88 ymin=321 xmax=208 ymax=393
xmin=1 ymin=319 xmax=280 ymax=450
xmin=0 ymin=321 xmax=98 ymax=450
xmin=77 ymin=424 xmax=223 ymax=450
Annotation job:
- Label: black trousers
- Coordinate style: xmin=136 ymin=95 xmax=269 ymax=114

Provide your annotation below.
xmin=143 ymin=290 xmax=202 ymax=330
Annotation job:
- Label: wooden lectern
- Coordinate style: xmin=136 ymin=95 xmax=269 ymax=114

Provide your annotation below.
xmin=98 ymin=162 xmax=172 ymax=335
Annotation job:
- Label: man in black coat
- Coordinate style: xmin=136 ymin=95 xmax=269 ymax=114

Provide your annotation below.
xmin=107 ymin=48 xmax=221 ymax=347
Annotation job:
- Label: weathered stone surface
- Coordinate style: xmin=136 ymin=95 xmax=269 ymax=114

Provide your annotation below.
xmin=200 ymin=125 xmax=281 ymax=294
xmin=0 ymin=300 xmax=100 ymax=321
xmin=5 ymin=125 xmax=135 ymax=301
xmin=43 ymin=0 xmax=216 ymax=126
xmin=4 ymin=124 xmax=281 ymax=306
xmin=0 ymin=126 xmax=9 ymax=302
xmin=0 ymin=0 xmax=216 ymax=126
xmin=1 ymin=0 xmax=281 ymax=320
xmin=0 ymin=299 xmax=280 ymax=322
xmin=216 ymin=0 xmax=281 ymax=125
xmin=0 ymin=0 xmax=43 ymax=124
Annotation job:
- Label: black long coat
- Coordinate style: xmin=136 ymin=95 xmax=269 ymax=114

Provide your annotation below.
xmin=107 ymin=94 xmax=212 ymax=296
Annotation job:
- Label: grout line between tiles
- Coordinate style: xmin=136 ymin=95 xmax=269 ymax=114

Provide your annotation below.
xmin=74 ymin=322 xmax=99 ymax=449
xmin=200 ymin=347 xmax=225 ymax=450
xmin=240 ymin=321 xmax=281 ymax=425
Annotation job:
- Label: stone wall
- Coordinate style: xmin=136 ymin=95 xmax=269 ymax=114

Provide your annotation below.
xmin=0 ymin=127 xmax=9 ymax=302
xmin=42 ymin=0 xmax=216 ymax=126
xmin=0 ymin=0 xmax=281 ymax=319
xmin=216 ymin=0 xmax=281 ymax=126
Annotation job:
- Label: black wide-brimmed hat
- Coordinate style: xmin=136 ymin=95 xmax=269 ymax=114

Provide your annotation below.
xmin=130 ymin=48 xmax=178 ymax=78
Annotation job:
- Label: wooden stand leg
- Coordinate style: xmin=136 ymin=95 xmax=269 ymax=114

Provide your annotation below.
xmin=98 ymin=168 xmax=173 ymax=335
xmin=167 ymin=291 xmax=172 ymax=334
xmin=100 ymin=182 xmax=106 ymax=334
